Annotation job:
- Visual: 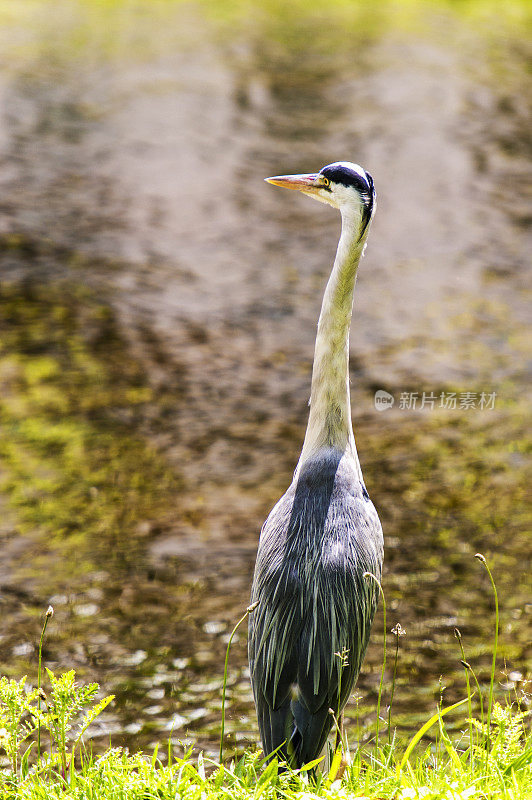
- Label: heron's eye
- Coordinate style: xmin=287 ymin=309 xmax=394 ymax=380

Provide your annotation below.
xmin=322 ymin=177 xmax=330 ymax=187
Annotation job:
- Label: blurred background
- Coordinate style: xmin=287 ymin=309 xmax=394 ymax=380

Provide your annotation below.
xmin=0 ymin=0 xmax=530 ymax=760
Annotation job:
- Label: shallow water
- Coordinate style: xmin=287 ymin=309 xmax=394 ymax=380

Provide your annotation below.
xmin=0 ymin=0 xmax=530 ymax=759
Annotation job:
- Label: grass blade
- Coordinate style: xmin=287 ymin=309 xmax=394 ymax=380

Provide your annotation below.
xmin=502 ymin=745 xmax=532 ymax=776
xmin=220 ymin=601 xmax=259 ymax=763
xmin=396 ymin=697 xmax=468 ymax=777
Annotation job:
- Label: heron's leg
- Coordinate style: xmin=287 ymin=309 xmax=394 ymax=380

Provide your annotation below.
xmin=334 ymin=712 xmax=352 ymax=780
xmin=334 ymin=712 xmax=344 ymax=751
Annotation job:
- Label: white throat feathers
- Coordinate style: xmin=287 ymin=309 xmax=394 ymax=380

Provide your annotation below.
xmin=297 ymin=202 xmax=372 ymax=472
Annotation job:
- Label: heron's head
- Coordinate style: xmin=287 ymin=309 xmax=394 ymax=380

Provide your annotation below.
xmin=265 ymin=161 xmax=375 ymax=234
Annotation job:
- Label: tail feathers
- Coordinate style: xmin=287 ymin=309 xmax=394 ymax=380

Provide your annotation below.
xmin=258 ymin=692 xmax=333 ymax=769
xmin=289 ymin=696 xmax=332 ymax=768
xmin=257 ymin=695 xmax=293 ymax=763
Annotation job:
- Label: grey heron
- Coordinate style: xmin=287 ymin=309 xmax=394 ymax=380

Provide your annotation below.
xmin=248 ymin=162 xmax=384 ymax=768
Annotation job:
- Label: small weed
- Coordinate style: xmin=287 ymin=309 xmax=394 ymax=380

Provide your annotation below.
xmin=0 ymin=613 xmax=114 ymax=791
xmin=0 ymin=676 xmax=39 ymax=775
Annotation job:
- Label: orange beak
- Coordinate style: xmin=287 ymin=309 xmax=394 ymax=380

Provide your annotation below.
xmin=265 ymin=173 xmax=320 ymax=193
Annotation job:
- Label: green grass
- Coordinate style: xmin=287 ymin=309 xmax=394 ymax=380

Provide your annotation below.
xmin=0 ymin=737 xmax=529 ymax=800
xmin=0 ymin=678 xmax=529 ymax=800
xmin=0 ymin=558 xmax=530 ymax=800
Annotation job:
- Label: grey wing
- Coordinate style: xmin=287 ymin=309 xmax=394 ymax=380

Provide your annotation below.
xmin=288 ymin=493 xmax=383 ymax=765
xmin=249 ymin=478 xmax=383 ymax=767
xmin=248 ymin=491 xmax=302 ymax=761
xmin=291 ymin=552 xmax=380 ymax=763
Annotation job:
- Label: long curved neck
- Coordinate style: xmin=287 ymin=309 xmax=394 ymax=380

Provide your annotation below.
xmin=298 ymin=207 xmax=367 ymax=471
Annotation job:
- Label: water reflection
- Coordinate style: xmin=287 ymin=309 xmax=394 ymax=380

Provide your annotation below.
xmin=0 ymin=0 xmax=530 ymax=759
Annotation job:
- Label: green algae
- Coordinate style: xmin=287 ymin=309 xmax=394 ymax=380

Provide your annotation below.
xmin=0 ymin=279 xmax=181 ymax=582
